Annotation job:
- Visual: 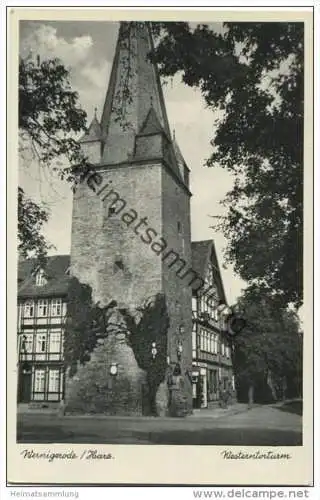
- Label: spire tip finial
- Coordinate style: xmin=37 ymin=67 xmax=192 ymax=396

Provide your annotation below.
xmin=94 ymin=107 xmax=98 ymax=119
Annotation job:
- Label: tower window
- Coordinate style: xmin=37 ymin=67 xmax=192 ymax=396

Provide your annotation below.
xmin=108 ymin=206 xmax=116 ymax=216
xmin=177 ymin=221 xmax=181 ymax=233
xmin=114 ymin=258 xmax=124 ymax=270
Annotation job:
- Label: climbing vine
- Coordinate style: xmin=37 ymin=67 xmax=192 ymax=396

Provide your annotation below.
xmin=120 ymin=293 xmax=170 ymax=416
xmin=64 ymin=277 xmax=117 ymax=377
xmin=64 ymin=277 xmax=169 ymax=415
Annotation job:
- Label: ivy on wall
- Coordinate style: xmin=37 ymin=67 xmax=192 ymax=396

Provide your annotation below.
xmin=64 ymin=277 xmax=170 ymax=416
xmin=64 ymin=277 xmax=116 ymax=377
xmin=120 ymin=293 xmax=170 ymax=416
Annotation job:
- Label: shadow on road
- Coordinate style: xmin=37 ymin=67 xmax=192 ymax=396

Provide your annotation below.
xmin=272 ymin=400 xmax=303 ymax=416
xmin=17 ymin=424 xmax=302 ymax=446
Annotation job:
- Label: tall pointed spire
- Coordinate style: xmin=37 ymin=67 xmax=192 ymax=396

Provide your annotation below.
xmin=100 ymin=22 xmax=172 ymax=164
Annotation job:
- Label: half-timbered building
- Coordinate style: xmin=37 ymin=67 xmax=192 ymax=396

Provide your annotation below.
xmin=191 ymin=240 xmax=234 ymax=408
xmin=17 ymin=256 xmax=70 ymax=406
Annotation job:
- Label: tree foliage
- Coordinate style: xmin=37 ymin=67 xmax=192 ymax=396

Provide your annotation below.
xmin=18 ymin=187 xmax=52 ymax=262
xmin=151 ymin=22 xmax=303 ymax=308
xmin=19 ymin=56 xmax=88 ymax=178
xmin=231 ymin=286 xmax=303 ymax=403
xmin=18 ymin=56 xmax=89 ymax=259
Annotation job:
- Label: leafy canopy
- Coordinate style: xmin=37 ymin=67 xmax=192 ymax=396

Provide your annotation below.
xmin=151 ymin=22 xmax=303 ymax=308
xmin=231 ymin=285 xmax=303 ymax=399
xmin=18 ymin=56 xmax=89 ymax=259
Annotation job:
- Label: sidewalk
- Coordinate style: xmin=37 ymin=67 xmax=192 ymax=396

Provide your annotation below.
xmin=189 ymin=402 xmax=250 ymax=419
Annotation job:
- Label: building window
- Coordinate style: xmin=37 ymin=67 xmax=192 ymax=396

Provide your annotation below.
xmin=192 ymin=297 xmax=197 ymax=314
xmin=192 ymin=331 xmax=196 ymax=359
xmin=210 ymin=334 xmax=214 ymax=353
xmin=212 ymin=307 xmax=219 ymax=321
xmin=51 ymin=298 xmax=62 ymax=317
xmin=20 ymin=333 xmax=33 ymax=353
xmin=221 ymin=341 xmax=225 ymax=357
xmin=214 ymin=335 xmax=218 ymax=354
xmin=35 ymin=269 xmax=46 ymax=286
xmin=200 ymin=295 xmax=207 ymax=314
xmin=48 ymin=369 xmax=60 ymax=393
xmin=200 ymin=330 xmax=204 ymax=351
xmin=49 ymin=331 xmax=61 ymax=353
xmin=34 ymin=369 xmax=46 ymax=393
xmin=23 ymin=301 xmax=34 ymax=318
xmin=36 ymin=332 xmax=47 ymax=353
xmin=177 ymin=221 xmax=181 ymax=233
xmin=37 ymin=299 xmax=48 ymax=317
xmin=108 ymin=206 xmax=116 ymax=216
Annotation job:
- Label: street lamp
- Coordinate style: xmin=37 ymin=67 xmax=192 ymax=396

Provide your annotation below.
xmin=109 ymin=363 xmax=118 ymax=376
xmin=151 ymin=342 xmax=157 ymax=360
xmin=177 ymin=340 xmax=183 ymax=361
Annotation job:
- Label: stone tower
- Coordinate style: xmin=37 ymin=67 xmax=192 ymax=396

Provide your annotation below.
xmin=69 ymin=22 xmax=193 ymax=415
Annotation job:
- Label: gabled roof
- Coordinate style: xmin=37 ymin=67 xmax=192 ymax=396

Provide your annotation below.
xmin=191 ymin=240 xmax=212 ymax=280
xmin=18 ymin=255 xmax=71 ymax=299
xmin=80 ymin=115 xmax=101 ymax=143
xmin=191 ymin=240 xmax=227 ymax=303
xmin=138 ymin=106 xmax=165 ymax=136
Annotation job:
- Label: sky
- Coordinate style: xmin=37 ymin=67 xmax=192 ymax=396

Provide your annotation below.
xmin=19 ymin=20 xmax=247 ymax=304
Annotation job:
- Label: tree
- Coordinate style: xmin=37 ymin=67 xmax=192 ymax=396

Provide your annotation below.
xmin=230 ymin=286 xmax=303 ymax=404
xmin=18 ymin=187 xmax=52 ymax=262
xmin=150 ymin=22 xmax=303 ymax=308
xmin=18 ymin=56 xmax=89 ymax=259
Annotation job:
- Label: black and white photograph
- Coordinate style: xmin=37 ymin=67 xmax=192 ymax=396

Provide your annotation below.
xmin=7 ymin=7 xmax=314 ymax=486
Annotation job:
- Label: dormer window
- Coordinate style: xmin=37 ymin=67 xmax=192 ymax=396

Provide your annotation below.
xmin=35 ymin=269 xmax=47 ymax=286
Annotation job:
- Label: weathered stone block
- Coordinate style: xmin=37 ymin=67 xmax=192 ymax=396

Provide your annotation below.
xmin=65 ymin=333 xmax=146 ymax=415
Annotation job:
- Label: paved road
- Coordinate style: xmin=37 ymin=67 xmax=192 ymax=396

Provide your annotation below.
xmin=17 ymin=404 xmax=302 ymax=446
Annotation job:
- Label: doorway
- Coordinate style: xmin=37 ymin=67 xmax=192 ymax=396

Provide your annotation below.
xmin=18 ymin=364 xmax=32 ymax=403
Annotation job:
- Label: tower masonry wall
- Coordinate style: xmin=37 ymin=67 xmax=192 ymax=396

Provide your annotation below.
xmin=69 ymin=161 xmax=193 ymax=415
xmin=161 ymin=168 xmax=193 ymax=413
